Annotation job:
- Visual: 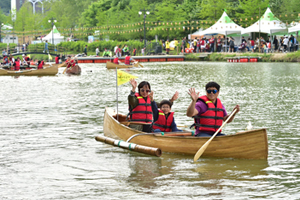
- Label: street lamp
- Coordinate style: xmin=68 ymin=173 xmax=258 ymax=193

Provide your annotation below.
xmin=48 ymin=17 xmax=57 ymax=45
xmin=139 ymin=9 xmax=150 ymax=48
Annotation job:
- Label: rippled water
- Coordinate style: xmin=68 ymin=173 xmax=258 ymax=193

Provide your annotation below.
xmin=1 ymin=62 xmax=300 ymax=199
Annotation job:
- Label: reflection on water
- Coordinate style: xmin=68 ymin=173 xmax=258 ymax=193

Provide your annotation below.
xmin=1 ymin=63 xmax=300 ymax=199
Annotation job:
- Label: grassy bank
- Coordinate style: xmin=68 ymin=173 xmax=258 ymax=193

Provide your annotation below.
xmin=184 ymin=51 xmax=300 ymax=62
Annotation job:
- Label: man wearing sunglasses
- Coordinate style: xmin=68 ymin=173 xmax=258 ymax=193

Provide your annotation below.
xmin=187 ymin=82 xmax=240 ymax=137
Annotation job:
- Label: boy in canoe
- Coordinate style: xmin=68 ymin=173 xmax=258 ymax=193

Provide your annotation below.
xmin=151 ymin=93 xmax=182 ymax=132
xmin=187 ymin=81 xmax=240 ymax=137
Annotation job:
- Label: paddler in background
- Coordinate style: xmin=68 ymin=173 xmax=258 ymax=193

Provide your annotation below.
xmin=37 ymin=59 xmax=45 ymax=69
xmin=14 ymin=57 xmax=21 ymax=71
xmin=113 ymin=55 xmax=121 ymax=64
xmin=186 ymin=81 xmax=240 ymax=137
xmin=65 ymin=55 xmax=74 ymax=69
xmin=124 ymin=53 xmax=137 ymax=65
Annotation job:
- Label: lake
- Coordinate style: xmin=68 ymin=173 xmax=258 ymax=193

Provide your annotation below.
xmin=1 ymin=62 xmax=300 ymax=199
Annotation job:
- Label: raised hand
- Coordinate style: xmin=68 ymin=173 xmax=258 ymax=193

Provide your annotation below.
xmin=149 ymin=90 xmax=154 ymax=102
xmin=188 ymin=88 xmax=199 ymax=102
xmin=170 ymin=91 xmax=179 ymax=102
xmin=129 ymin=78 xmax=137 ymax=92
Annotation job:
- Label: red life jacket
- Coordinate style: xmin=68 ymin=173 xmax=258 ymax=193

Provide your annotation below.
xmin=129 ymin=93 xmax=153 ymax=124
xmin=152 ymin=110 xmax=174 ymax=132
xmin=209 ymin=38 xmax=214 ymax=44
xmin=25 ymin=57 xmax=30 ymax=61
xmin=194 ymin=95 xmax=224 ymax=132
xmin=14 ymin=60 xmax=21 ymax=70
xmin=55 ymin=56 xmax=59 ymax=64
xmin=38 ymin=61 xmax=44 ymax=69
xmin=124 ymin=56 xmax=131 ymax=65
xmin=201 ymin=40 xmax=205 ymax=45
xmin=113 ymin=57 xmax=119 ymax=64
xmin=66 ymin=60 xmax=74 ymax=68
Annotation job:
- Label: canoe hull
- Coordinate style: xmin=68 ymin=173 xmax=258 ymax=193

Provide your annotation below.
xmin=0 ymin=65 xmax=58 ymax=76
xmin=66 ymin=65 xmax=81 ymax=75
xmin=106 ymin=61 xmax=137 ymax=69
xmin=103 ymin=107 xmax=268 ymax=159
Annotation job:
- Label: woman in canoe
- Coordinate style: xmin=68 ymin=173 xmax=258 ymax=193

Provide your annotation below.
xmin=187 ymin=81 xmax=240 ymax=137
xmin=128 ymin=78 xmax=154 ymax=132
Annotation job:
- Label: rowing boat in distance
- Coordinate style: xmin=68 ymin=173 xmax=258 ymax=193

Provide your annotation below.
xmin=102 ymin=107 xmax=268 ymax=160
xmin=0 ymin=65 xmax=58 ymax=76
xmin=106 ymin=61 xmax=138 ymax=69
xmin=65 ymin=65 xmax=81 ymax=75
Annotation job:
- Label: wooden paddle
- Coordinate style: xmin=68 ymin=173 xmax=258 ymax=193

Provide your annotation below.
xmin=62 ymin=67 xmax=68 ymax=74
xmin=193 ymin=108 xmax=237 ymax=162
xmin=58 ymin=63 xmax=66 ymax=68
xmin=138 ymin=62 xmax=144 ymax=68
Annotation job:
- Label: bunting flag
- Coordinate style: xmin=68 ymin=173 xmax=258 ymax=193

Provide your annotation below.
xmin=117 ymin=69 xmax=137 ymax=86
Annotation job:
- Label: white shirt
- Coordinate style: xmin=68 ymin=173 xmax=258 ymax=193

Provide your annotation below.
xmin=283 ymin=38 xmax=289 ymax=45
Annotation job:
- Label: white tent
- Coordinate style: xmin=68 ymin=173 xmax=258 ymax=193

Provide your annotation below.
xmin=288 ymin=23 xmax=300 ymax=33
xmin=242 ymin=7 xmax=287 ymax=35
xmin=42 ymin=25 xmax=65 ymax=45
xmin=199 ymin=11 xmax=245 ymax=36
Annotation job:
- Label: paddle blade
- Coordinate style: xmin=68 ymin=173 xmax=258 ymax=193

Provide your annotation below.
xmin=138 ymin=63 xmax=144 ymax=68
xmin=193 ymin=140 xmax=210 ymax=162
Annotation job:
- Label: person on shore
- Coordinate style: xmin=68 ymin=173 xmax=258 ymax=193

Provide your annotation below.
xmin=186 ymin=82 xmax=240 ymax=137
xmin=165 ymin=39 xmax=170 ymax=55
xmin=128 ymin=79 xmax=155 ymax=132
xmin=141 ymin=48 xmax=145 ymax=56
xmin=273 ymin=36 xmax=278 ymax=52
xmin=217 ymin=36 xmax=222 ymax=52
xmin=83 ymin=45 xmax=87 ymax=56
xmin=283 ymin=36 xmax=289 ymax=53
xmin=102 ymin=48 xmax=110 ymax=57
xmin=133 ymin=48 xmax=137 ymax=56
xmin=44 ymin=40 xmax=49 ymax=53
xmin=96 ymin=47 xmax=99 ymax=56
xmin=229 ymin=37 xmax=235 ymax=53
xmin=152 ymin=92 xmax=182 ymax=132
xmin=124 ymin=53 xmax=137 ymax=65
xmin=200 ymin=37 xmax=206 ymax=52
xmin=123 ymin=45 xmax=129 ymax=56
xmin=181 ymin=37 xmax=186 ymax=53
xmin=209 ymin=36 xmax=215 ymax=52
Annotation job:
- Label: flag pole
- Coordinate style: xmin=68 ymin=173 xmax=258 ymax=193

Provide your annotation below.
xmin=116 ymin=67 xmax=119 ymax=121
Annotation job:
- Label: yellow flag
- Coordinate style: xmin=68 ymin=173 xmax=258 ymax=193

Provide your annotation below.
xmin=117 ymin=69 xmax=137 ymax=86
xmin=48 ymin=54 xmax=52 ymax=60
xmin=28 ymin=55 xmax=31 ymax=58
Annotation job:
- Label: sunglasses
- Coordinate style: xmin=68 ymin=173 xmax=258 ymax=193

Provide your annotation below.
xmin=140 ymin=89 xmax=151 ymax=93
xmin=207 ymin=89 xmax=218 ymax=94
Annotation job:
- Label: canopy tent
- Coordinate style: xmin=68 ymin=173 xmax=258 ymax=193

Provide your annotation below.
xmin=288 ymin=23 xmax=300 ymax=33
xmin=241 ymin=7 xmax=287 ymax=35
xmin=198 ymin=11 xmax=245 ymax=36
xmin=42 ymin=25 xmax=65 ymax=45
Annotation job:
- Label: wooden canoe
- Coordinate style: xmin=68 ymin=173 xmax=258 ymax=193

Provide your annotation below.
xmin=106 ymin=61 xmax=138 ymax=69
xmin=103 ymin=107 xmax=268 ymax=159
xmin=65 ymin=65 xmax=81 ymax=75
xmin=0 ymin=65 xmax=58 ymax=76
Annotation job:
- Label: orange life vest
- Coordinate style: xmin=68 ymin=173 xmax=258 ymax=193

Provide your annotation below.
xmin=129 ymin=93 xmax=153 ymax=123
xmin=152 ymin=110 xmax=174 ymax=132
xmin=194 ymin=95 xmax=224 ymax=132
